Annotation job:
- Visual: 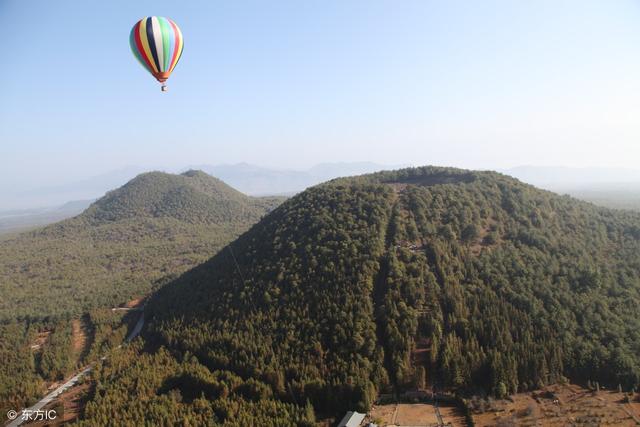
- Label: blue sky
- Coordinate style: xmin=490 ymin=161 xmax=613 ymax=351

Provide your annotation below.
xmin=2 ymin=0 xmax=640 ymax=189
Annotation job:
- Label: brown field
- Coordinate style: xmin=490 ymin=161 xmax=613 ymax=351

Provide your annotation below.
xmin=369 ymin=402 xmax=468 ymax=426
xmin=439 ymin=404 xmax=469 ymax=426
xmin=395 ymin=404 xmax=439 ymax=425
xmin=369 ymin=403 xmax=397 ymax=425
xmin=472 ymin=383 xmax=640 ymax=427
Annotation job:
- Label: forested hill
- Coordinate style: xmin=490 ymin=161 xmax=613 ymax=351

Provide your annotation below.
xmin=80 ymin=170 xmax=274 ymax=224
xmin=146 ymin=166 xmax=640 ymax=415
xmin=0 ymin=170 xmax=283 ymax=321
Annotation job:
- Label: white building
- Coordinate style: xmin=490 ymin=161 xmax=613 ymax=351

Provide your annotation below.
xmin=337 ymin=411 xmax=366 ymax=427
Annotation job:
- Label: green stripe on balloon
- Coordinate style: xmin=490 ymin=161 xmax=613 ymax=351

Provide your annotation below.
xmin=159 ymin=17 xmax=172 ymax=72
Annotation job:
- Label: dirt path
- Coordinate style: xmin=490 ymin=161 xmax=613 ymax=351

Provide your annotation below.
xmin=71 ymin=316 xmax=90 ymax=361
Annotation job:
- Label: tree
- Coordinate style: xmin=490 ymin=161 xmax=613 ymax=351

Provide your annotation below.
xmin=414 ymin=366 xmax=426 ymax=390
xmin=461 ymin=224 xmax=479 ymax=243
xmin=304 ymin=399 xmax=315 ymax=423
xmin=495 ymin=382 xmax=508 ymax=399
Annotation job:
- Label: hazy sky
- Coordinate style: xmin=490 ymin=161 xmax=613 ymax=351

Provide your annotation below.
xmin=2 ymin=0 xmax=640 ymax=188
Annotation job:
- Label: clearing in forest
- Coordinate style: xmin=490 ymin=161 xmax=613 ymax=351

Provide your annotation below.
xmin=369 ymin=402 xmax=468 ymax=426
xmin=472 ymin=383 xmax=640 ymax=427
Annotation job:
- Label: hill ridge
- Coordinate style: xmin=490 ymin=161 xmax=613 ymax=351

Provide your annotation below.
xmin=78 ymin=169 xmax=264 ymax=225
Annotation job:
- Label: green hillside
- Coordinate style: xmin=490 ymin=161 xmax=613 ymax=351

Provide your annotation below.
xmin=123 ymin=166 xmax=640 ymax=420
xmin=82 ymin=170 xmax=263 ymax=224
xmin=0 ymin=170 xmax=282 ymax=322
xmin=0 ymin=170 xmax=284 ymax=414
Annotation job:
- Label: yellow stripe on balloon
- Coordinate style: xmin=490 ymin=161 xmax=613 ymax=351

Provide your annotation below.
xmin=169 ymin=24 xmax=183 ymax=73
xmin=139 ymin=18 xmax=158 ymax=73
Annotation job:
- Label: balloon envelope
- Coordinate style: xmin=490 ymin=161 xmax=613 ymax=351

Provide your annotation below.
xmin=130 ymin=17 xmax=183 ymax=83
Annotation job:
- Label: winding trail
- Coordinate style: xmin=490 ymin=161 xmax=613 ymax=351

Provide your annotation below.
xmin=6 ymin=310 xmax=144 ymax=427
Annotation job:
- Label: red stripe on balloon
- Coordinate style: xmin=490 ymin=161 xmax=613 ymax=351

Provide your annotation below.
xmin=168 ymin=19 xmax=181 ymax=70
xmin=133 ymin=21 xmax=156 ymax=74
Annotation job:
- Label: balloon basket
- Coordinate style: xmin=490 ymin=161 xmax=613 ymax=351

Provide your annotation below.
xmin=161 ymin=85 xmax=168 ymax=92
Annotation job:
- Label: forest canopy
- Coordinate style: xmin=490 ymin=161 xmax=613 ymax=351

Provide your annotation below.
xmin=145 ymin=166 xmax=640 ymax=416
xmin=0 ymin=170 xmax=283 ymax=322
xmin=0 ymin=170 xmax=283 ymax=415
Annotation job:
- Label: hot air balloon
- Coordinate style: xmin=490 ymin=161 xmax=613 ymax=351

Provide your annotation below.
xmin=130 ymin=17 xmax=183 ymax=92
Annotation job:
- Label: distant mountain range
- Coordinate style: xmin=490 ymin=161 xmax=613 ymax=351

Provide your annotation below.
xmin=186 ymin=161 xmax=409 ymax=196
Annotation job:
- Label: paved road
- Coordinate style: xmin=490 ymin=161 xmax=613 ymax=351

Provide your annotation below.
xmin=110 ymin=307 xmax=143 ymax=312
xmin=434 ymin=402 xmax=444 ymax=426
xmin=432 ymin=385 xmax=445 ymax=427
xmin=6 ymin=366 xmax=92 ymax=427
xmin=5 ymin=311 xmax=144 ymax=427
xmin=126 ymin=312 xmax=144 ymax=343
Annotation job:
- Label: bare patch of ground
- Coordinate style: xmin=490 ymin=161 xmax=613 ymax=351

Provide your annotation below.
xmin=71 ymin=318 xmax=88 ymax=356
xmin=438 ymin=404 xmax=469 ymax=426
xmin=369 ymin=402 xmax=468 ymax=426
xmin=29 ymin=330 xmax=51 ymax=351
xmin=412 ymin=337 xmax=431 ymax=367
xmin=472 ymin=383 xmax=640 ymax=427
xmin=124 ymin=296 xmax=145 ymax=308
xmin=395 ymin=403 xmax=439 ymax=425
xmin=111 ymin=296 xmax=147 ymax=312
xmin=369 ymin=403 xmax=396 ymax=425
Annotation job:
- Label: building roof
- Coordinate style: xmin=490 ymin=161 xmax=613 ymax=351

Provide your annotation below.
xmin=337 ymin=411 xmax=366 ymax=427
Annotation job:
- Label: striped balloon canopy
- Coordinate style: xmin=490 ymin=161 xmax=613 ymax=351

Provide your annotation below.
xmin=130 ymin=17 xmax=183 ymax=89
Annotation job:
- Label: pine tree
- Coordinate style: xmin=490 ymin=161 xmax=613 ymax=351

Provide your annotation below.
xmin=495 ymin=382 xmax=508 ymax=399
xmin=304 ymin=399 xmax=315 ymax=423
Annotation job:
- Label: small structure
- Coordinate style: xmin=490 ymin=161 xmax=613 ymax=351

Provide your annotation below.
xmin=337 ymin=411 xmax=366 ymax=427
